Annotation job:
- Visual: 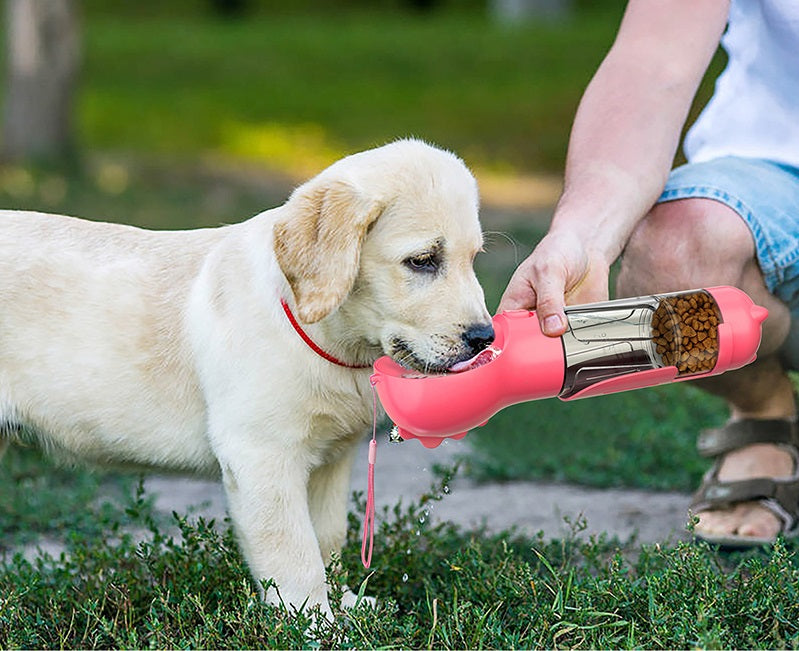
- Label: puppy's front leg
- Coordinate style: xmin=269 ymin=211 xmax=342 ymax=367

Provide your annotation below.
xmin=215 ymin=444 xmax=331 ymax=617
xmin=308 ymin=445 xmax=358 ymax=567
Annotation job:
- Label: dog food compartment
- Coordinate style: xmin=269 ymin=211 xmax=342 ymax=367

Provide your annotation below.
xmin=650 ymin=290 xmax=722 ymax=376
xmin=559 ymin=290 xmax=722 ymax=399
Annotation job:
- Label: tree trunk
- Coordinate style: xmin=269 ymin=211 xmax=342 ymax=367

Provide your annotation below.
xmin=1 ymin=0 xmax=80 ymax=163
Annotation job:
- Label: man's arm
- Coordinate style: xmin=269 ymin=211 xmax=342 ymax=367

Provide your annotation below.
xmin=499 ymin=0 xmax=730 ymax=335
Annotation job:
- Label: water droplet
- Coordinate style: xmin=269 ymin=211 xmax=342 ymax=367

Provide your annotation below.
xmin=402 ymin=573 xmax=408 ymax=582
xmin=406 ymin=548 xmax=412 ymax=555
xmin=443 ymin=485 xmax=450 ymax=494
xmin=419 ymin=516 xmax=425 ymax=524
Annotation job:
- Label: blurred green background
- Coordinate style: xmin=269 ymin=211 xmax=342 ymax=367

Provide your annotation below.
xmin=0 ymin=0 xmax=728 ymax=491
xmin=16 ymin=0 xmax=632 ymax=175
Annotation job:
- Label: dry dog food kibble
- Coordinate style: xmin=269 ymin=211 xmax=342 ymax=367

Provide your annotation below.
xmin=651 ymin=291 xmax=721 ymax=376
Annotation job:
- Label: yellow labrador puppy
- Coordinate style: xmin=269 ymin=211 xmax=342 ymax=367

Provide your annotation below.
xmin=0 ymin=139 xmax=493 ymax=616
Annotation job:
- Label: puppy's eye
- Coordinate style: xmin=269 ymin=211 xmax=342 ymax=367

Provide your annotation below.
xmin=404 ymin=253 xmax=440 ymax=273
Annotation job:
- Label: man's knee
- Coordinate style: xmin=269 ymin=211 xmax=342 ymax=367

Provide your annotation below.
xmin=617 ymin=198 xmax=756 ymax=296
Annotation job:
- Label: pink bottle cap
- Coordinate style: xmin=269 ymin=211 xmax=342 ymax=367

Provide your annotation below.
xmin=705 ymin=286 xmax=768 ymax=374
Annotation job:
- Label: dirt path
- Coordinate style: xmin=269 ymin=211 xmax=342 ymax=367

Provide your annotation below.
xmin=142 ymin=435 xmax=693 ymax=547
xmin=19 ymin=438 xmax=691 ymax=562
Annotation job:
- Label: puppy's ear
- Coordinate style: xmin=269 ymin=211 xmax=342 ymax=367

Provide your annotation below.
xmin=274 ymin=179 xmax=383 ymax=323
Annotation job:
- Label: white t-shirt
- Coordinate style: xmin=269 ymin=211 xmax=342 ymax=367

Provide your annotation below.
xmin=683 ymin=0 xmax=799 ymax=168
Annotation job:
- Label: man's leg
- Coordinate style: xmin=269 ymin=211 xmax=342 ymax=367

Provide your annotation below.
xmin=617 ymin=197 xmax=795 ymax=540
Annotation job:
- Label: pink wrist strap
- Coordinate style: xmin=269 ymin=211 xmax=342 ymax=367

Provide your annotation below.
xmin=361 ymin=380 xmax=378 ymax=568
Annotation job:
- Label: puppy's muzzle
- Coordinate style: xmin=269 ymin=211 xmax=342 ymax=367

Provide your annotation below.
xmin=462 ymin=322 xmax=495 ymax=357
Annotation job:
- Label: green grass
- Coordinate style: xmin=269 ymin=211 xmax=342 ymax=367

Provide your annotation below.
xmin=3 ymin=456 xmax=799 ymax=649
xmin=0 ymin=156 xmax=287 ymax=230
xmin=72 ymin=7 xmax=626 ymax=175
xmin=68 ymin=4 xmax=721 ymax=179
xmin=467 ymin=383 xmax=725 ymax=491
xmin=0 ymin=445 xmax=135 ymax=552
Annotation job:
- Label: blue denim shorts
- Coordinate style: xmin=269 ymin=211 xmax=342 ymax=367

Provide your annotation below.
xmin=658 ymin=156 xmax=799 ymax=369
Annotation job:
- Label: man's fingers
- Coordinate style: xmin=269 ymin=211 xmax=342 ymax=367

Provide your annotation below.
xmin=533 ymin=286 xmax=567 ymax=336
xmin=497 ymin=265 xmax=537 ymax=312
xmin=497 ymin=285 xmax=534 ymax=312
xmin=498 ymin=246 xmax=572 ymax=338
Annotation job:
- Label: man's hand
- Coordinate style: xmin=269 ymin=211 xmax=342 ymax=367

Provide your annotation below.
xmin=497 ymin=229 xmax=610 ymax=336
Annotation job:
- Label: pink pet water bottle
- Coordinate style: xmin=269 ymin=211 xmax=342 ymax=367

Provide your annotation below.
xmin=371 ymin=286 xmax=768 ymax=448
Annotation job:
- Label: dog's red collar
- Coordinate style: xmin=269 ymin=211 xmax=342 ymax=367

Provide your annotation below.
xmin=280 ymin=298 xmax=371 ymax=369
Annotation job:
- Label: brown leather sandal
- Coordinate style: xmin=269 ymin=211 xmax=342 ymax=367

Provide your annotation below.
xmin=691 ymin=418 xmax=799 ymax=547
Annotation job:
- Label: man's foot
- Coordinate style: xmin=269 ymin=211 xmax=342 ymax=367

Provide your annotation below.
xmin=694 ymin=442 xmax=795 ymax=541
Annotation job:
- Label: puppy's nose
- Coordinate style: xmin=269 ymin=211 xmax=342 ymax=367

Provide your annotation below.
xmin=462 ymin=322 xmax=495 ymax=356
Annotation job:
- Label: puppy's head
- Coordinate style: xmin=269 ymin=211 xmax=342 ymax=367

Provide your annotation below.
xmin=273 ymin=139 xmax=492 ymax=373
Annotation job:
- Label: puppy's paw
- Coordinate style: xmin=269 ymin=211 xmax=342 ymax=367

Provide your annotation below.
xmin=340 ymin=586 xmax=377 ymax=610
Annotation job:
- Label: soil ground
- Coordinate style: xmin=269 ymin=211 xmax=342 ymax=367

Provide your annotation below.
xmin=141 ymin=435 xmax=694 ymax=547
